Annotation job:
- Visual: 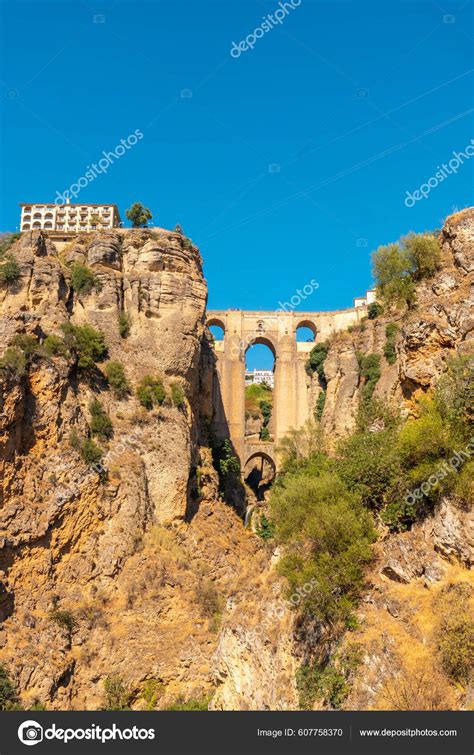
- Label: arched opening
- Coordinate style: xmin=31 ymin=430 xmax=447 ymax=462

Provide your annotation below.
xmin=22 ymin=223 xmax=30 ymax=230
xmin=32 ymin=221 xmax=41 ymax=228
xmin=296 ymin=320 xmax=317 ymax=342
xmin=44 ymin=222 xmax=53 ymax=229
xmin=44 ymin=212 xmax=53 ymax=219
xmin=207 ymin=317 xmax=225 ymax=343
xmin=244 ymin=452 xmax=276 ymax=501
xmin=245 ymin=338 xmax=275 ymax=443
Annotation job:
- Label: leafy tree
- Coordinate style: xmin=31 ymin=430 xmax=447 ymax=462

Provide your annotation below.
xmin=125 ymin=202 xmax=152 ymax=228
xmin=372 ymin=242 xmax=416 ymax=307
xmin=260 ymin=426 xmax=270 ymax=441
xmin=404 ymin=232 xmax=442 ymax=280
xmin=136 ymin=375 xmax=166 ymax=409
xmin=89 ymin=399 xmax=113 ymax=440
xmin=60 ymin=322 xmax=107 ymax=371
xmin=105 ymin=361 xmax=131 ymax=398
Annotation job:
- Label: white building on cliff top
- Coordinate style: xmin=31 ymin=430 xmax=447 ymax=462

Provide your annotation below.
xmin=19 ymin=201 xmax=121 ymax=234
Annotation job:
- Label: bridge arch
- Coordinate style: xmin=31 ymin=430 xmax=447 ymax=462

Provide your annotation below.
xmin=295 ymin=319 xmax=317 ymax=341
xmin=243 ymin=451 xmax=276 ymax=500
xmin=245 ymin=334 xmax=277 ymax=359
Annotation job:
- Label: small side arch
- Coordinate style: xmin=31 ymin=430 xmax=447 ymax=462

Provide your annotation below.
xmin=295 ymin=319 xmax=317 ymax=342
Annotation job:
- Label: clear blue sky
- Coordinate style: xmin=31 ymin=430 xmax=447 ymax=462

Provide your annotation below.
xmin=1 ymin=0 xmax=472 ymax=330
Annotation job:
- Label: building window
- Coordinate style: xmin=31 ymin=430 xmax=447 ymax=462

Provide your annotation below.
xmin=33 ymin=212 xmax=41 ymax=219
xmin=23 ymin=223 xmax=31 ymax=230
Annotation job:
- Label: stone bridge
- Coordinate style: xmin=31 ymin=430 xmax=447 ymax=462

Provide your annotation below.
xmin=206 ymin=307 xmax=366 ymax=474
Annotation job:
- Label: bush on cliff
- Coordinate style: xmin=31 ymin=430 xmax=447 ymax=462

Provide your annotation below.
xmin=0 ymin=665 xmax=19 ymax=710
xmin=0 ymin=347 xmax=27 ymax=379
xmin=60 ymin=322 xmax=107 ymax=372
xmin=89 ymin=399 xmax=113 ymax=440
xmin=372 ymin=233 xmax=442 ymax=307
xmin=270 ymin=471 xmax=375 ymax=625
xmin=0 ymin=255 xmax=21 ymax=285
xmin=105 ymin=361 xmax=131 ymax=398
xmin=71 ymin=263 xmax=98 ymax=297
xmin=136 ymin=374 xmax=166 ymax=409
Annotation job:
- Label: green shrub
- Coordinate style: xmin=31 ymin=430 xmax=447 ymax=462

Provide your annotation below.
xmin=80 ymin=438 xmax=103 ymax=466
xmin=12 ymin=334 xmax=40 ymax=358
xmin=0 ymin=255 xmax=21 ymax=285
xmin=357 ymin=352 xmax=381 ymax=402
xmin=0 ymin=232 xmax=20 ymax=256
xmin=196 ymin=579 xmax=222 ymax=619
xmin=49 ymin=608 xmax=76 ymax=633
xmin=260 ymin=426 xmax=270 ymax=441
xmin=270 ymin=471 xmax=375 ymax=625
xmin=141 ymin=679 xmax=164 ymax=710
xmin=435 ymin=355 xmax=474 ymax=442
xmin=118 ymin=312 xmax=131 ymax=338
xmin=306 ymin=342 xmax=329 ymax=383
xmin=436 ymin=583 xmax=474 ymax=684
xmin=297 ymin=645 xmax=362 ymax=710
xmin=0 ymin=347 xmax=27 ymax=379
xmin=384 ymin=323 xmax=398 ymax=365
xmin=60 ymin=322 xmax=107 ymax=371
xmin=216 ymin=439 xmax=240 ymax=495
xmin=170 ymin=381 xmax=185 ymax=408
xmin=259 ymin=399 xmax=272 ymax=425
xmin=103 ymin=675 xmax=131 ymax=710
xmin=367 ymin=302 xmax=383 ymax=319
xmin=42 ymin=334 xmax=67 ymax=357
xmin=0 ymin=665 xmax=18 ymax=710
xmin=255 ymin=513 xmax=274 ymax=540
xmin=89 ymin=399 xmax=113 ymax=440
xmin=71 ymin=263 xmax=97 ymax=297
xmin=167 ymin=696 xmax=210 ymax=711
xmin=315 ymin=390 xmax=326 ymax=421
xmin=105 ymin=361 xmax=131 ymax=398
xmin=136 ymin=374 xmax=166 ymax=409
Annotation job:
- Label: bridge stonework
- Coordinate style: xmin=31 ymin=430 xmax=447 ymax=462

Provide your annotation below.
xmin=206 ymin=307 xmax=366 ymax=471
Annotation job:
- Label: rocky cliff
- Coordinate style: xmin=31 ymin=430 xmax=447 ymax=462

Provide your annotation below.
xmin=0 ymin=228 xmax=297 ymax=710
xmin=318 ymin=208 xmax=473 ymax=438
xmin=0 ymin=208 xmax=472 ymax=712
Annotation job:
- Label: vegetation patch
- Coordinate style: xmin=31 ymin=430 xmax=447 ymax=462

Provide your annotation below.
xmin=71 ymin=263 xmax=99 ymax=297
xmin=61 ymin=322 xmax=107 ymax=372
xmin=105 ymin=361 xmax=131 ymax=398
xmin=372 ymin=232 xmax=441 ymax=308
xmin=136 ymin=374 xmax=166 ymax=409
xmin=89 ymin=399 xmax=113 ymax=440
xmin=384 ymin=323 xmax=398 ymax=365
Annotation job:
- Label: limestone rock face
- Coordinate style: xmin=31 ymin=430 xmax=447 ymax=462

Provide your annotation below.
xmin=316 ymin=208 xmax=474 ymax=437
xmin=0 ymin=229 xmax=296 ymax=711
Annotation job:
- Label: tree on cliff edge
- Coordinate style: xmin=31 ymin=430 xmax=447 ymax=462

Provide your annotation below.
xmin=125 ymin=202 xmax=152 ymax=228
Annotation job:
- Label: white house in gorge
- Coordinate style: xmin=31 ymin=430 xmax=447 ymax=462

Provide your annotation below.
xmin=19 ymin=200 xmax=121 ymax=234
